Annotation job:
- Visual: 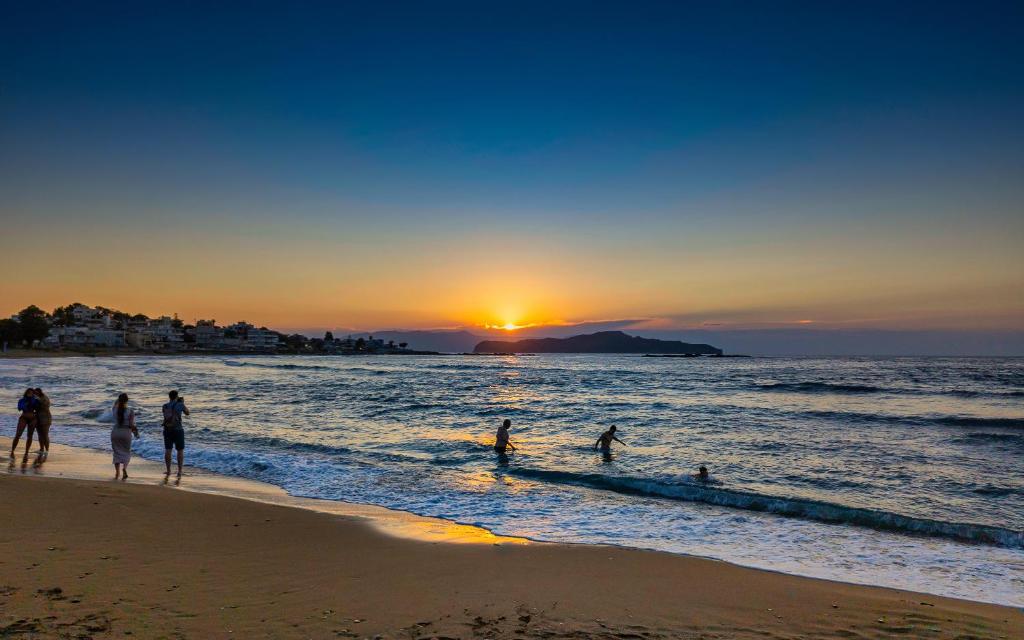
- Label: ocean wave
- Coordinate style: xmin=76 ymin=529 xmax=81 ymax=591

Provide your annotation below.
xmin=210 ymin=432 xmax=355 ymax=458
xmin=758 ymin=381 xmax=1024 ymax=399
xmin=952 ymin=432 xmax=1024 ymax=445
xmin=758 ymin=382 xmax=882 ymax=394
xmin=947 ymin=389 xmax=1024 ymax=398
xmin=221 ymin=360 xmax=335 ymax=372
xmin=972 ymin=485 xmax=1024 ymax=497
xmin=78 ymin=405 xmax=147 ymax=423
xmin=79 ymin=407 xmax=107 ymax=420
xmin=933 ymin=416 xmax=1024 ymax=429
xmin=803 ymin=409 xmax=1024 ymax=430
xmin=506 ymin=468 xmax=1024 ymax=549
xmin=124 ymin=436 xmax=283 ymax=479
xmin=422 ymin=363 xmax=493 ymax=371
xmin=362 ymin=401 xmax=449 ymax=417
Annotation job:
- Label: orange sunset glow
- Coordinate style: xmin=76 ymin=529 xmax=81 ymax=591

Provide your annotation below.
xmin=0 ymin=1 xmax=1021 ymax=354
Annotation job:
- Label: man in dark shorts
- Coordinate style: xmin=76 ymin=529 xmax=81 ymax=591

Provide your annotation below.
xmin=162 ymin=390 xmax=189 ymax=477
xmin=494 ymin=419 xmax=517 ymax=454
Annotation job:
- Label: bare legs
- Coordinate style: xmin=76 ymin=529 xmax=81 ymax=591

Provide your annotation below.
xmin=114 ymin=462 xmax=128 ymax=480
xmin=164 ymin=448 xmax=183 ymax=477
xmin=36 ymin=424 xmax=50 ymax=457
xmin=21 ymin=426 xmax=35 ymax=463
xmin=10 ymin=417 xmax=32 ymax=458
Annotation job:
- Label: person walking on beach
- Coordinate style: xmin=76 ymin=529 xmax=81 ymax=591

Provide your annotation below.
xmin=594 ymin=425 xmax=626 ymax=453
xmin=494 ymin=418 xmax=517 ymax=454
xmin=10 ymin=388 xmax=38 ymax=460
xmin=32 ymin=388 xmax=52 ymax=460
xmin=162 ymin=390 xmax=189 ymax=477
xmin=110 ymin=393 xmax=138 ymax=480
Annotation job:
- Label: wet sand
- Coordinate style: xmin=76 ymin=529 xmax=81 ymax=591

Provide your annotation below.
xmin=1 ymin=438 xmax=1021 ymax=639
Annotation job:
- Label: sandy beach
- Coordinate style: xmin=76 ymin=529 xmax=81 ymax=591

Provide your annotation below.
xmin=1 ymin=439 xmax=1020 ymax=639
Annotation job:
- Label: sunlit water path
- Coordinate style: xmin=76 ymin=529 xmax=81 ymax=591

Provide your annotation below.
xmin=3 ymin=355 xmax=1022 ymax=605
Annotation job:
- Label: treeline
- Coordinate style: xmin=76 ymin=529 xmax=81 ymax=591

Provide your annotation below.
xmin=0 ymin=306 xmax=50 ymax=347
xmin=0 ymin=303 xmax=162 ymax=348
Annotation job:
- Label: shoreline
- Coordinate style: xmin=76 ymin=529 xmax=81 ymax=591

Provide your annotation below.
xmin=2 ymin=438 xmax=1022 ymax=639
xmin=1 ymin=437 xmax=524 ymax=546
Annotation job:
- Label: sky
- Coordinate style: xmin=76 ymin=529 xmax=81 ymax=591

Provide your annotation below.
xmin=1 ymin=1 xmax=1022 ymax=350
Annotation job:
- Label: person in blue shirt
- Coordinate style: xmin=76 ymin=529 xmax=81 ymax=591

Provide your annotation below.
xmin=161 ymin=390 xmax=190 ymax=477
xmin=10 ymin=389 xmax=39 ymax=460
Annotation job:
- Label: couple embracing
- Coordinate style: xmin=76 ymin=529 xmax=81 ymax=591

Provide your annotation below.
xmin=10 ymin=388 xmax=51 ymax=461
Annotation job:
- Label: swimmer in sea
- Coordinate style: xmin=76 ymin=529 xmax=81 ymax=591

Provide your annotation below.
xmin=594 ymin=425 xmax=626 ymax=453
xmin=693 ymin=465 xmax=709 ymax=481
xmin=494 ymin=418 xmax=517 ymax=454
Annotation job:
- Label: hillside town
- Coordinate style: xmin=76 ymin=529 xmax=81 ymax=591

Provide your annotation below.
xmin=0 ymin=304 xmax=422 ymax=355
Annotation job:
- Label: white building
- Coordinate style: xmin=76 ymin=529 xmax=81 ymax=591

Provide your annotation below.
xmin=246 ymin=327 xmax=280 ymax=351
xmin=225 ymin=322 xmax=279 ymax=351
xmin=47 ymin=326 xmax=126 ymax=348
xmin=125 ymin=330 xmax=154 ymax=349
xmin=124 ymin=316 xmax=184 ymax=350
xmin=195 ymin=320 xmax=223 ymax=349
xmin=70 ymin=304 xmax=98 ymax=323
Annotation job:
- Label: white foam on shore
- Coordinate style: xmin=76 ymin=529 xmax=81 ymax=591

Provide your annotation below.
xmin=1 ymin=437 xmax=528 ymax=546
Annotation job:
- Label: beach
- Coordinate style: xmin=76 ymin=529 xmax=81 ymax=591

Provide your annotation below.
xmin=4 ymin=355 xmax=1023 ymax=606
xmin=2 ymin=439 xmax=1021 ymax=639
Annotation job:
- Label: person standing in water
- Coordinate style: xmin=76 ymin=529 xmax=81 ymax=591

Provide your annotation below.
xmin=494 ymin=418 xmax=517 ymax=454
xmin=110 ymin=393 xmax=138 ymax=479
xmin=10 ymin=389 xmax=38 ymax=460
xmin=161 ymin=390 xmax=189 ymax=477
xmin=32 ymin=388 xmax=51 ymax=459
xmin=594 ymin=425 xmax=626 ymax=453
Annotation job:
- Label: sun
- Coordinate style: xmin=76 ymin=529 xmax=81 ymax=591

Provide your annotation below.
xmin=483 ymin=320 xmax=533 ymax=331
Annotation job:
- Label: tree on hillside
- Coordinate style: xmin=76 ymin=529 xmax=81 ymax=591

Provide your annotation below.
xmin=50 ymin=305 xmax=73 ymax=327
xmin=0 ymin=319 xmax=23 ymax=347
xmin=112 ymin=311 xmax=131 ymax=326
xmin=131 ymin=313 xmax=149 ymax=322
xmin=399 ymin=342 xmax=408 ymax=349
xmin=355 ymin=337 xmax=366 ymax=351
xmin=324 ymin=331 xmax=334 ymax=342
xmin=17 ymin=306 xmax=50 ymax=345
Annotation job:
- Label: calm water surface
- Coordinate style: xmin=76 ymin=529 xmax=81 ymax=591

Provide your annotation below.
xmin=3 ymin=355 xmax=1022 ymax=605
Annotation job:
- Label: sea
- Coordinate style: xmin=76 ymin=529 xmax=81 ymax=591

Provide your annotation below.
xmin=2 ymin=355 xmax=1022 ymax=606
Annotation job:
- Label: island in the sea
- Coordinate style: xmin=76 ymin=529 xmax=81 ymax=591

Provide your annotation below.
xmin=473 ymin=330 xmax=722 ymax=355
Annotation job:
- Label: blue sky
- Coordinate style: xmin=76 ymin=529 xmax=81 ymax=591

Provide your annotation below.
xmin=2 ymin=1 xmax=1022 ymax=349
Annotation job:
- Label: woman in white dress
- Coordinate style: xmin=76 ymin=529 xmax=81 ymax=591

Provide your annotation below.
xmin=110 ymin=393 xmax=138 ymax=479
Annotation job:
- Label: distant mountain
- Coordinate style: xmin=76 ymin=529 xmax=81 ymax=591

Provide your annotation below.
xmin=328 ymin=326 xmax=1024 ymax=357
xmin=349 ymin=330 xmax=483 ymax=354
xmin=474 ymin=331 xmax=722 ymax=355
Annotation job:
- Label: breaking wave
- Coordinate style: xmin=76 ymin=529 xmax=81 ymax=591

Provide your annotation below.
xmin=507 ymin=468 xmax=1024 ymax=549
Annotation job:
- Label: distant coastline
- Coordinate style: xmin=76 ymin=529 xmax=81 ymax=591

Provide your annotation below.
xmin=474 ymin=330 xmax=723 ymax=355
xmin=0 ymin=347 xmax=441 ymax=359
xmin=1 ymin=303 xmax=438 ymax=357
